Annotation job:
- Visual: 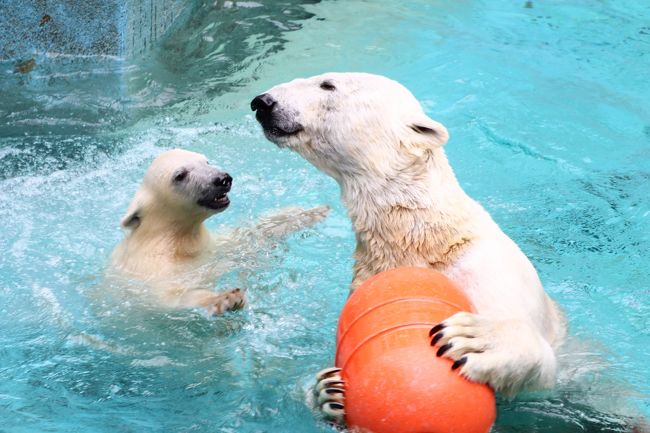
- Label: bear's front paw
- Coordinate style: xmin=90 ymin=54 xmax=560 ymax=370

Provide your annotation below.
xmin=429 ymin=312 xmax=555 ymax=393
xmin=430 ymin=312 xmax=487 ymax=357
xmin=428 ymin=312 xmax=492 ymax=379
xmin=207 ymin=288 xmax=246 ymax=316
xmin=429 ymin=312 xmax=492 ymax=364
xmin=306 ymin=205 xmax=331 ymax=221
xmin=292 ymin=205 xmax=331 ymax=229
xmin=314 ymin=367 xmax=345 ymax=425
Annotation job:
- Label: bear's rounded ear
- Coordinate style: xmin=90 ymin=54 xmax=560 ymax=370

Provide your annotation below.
xmin=406 ymin=115 xmax=449 ymax=150
xmin=120 ymin=189 xmax=149 ymax=230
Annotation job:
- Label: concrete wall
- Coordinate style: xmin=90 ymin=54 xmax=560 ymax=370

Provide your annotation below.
xmin=123 ymin=0 xmax=187 ymax=58
xmin=0 ymin=0 xmax=187 ymax=60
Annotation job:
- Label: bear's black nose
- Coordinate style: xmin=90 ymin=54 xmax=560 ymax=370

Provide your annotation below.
xmin=213 ymin=173 xmax=232 ymax=191
xmin=251 ymin=93 xmax=276 ymax=112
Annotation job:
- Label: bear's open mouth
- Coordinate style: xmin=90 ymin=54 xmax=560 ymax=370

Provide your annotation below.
xmin=197 ymin=193 xmax=230 ymax=210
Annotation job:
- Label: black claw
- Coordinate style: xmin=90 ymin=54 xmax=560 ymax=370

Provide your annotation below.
xmin=323 ymin=380 xmax=345 ymax=389
xmin=429 ymin=323 xmax=445 ymax=337
xmin=436 ymin=343 xmax=453 ymax=357
xmin=315 ymin=367 xmax=341 ymax=383
xmin=451 ymin=357 xmax=467 ymax=371
xmin=430 ymin=332 xmax=444 ymax=346
xmin=321 ymin=401 xmax=345 ymax=425
xmin=325 ymin=388 xmax=344 ymax=395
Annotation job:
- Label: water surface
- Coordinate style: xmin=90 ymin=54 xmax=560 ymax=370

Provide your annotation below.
xmin=0 ymin=1 xmax=648 ymax=432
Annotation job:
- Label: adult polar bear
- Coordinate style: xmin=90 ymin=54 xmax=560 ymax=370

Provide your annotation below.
xmin=251 ymin=73 xmax=566 ymax=403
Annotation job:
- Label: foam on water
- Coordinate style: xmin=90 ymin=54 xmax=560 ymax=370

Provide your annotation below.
xmin=0 ymin=0 xmax=648 ymax=432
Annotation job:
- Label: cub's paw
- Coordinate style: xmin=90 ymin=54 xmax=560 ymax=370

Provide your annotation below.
xmin=290 ymin=205 xmax=331 ymax=229
xmin=304 ymin=205 xmax=331 ymax=222
xmin=315 ymin=367 xmax=345 ymax=424
xmin=207 ymin=288 xmax=246 ymax=316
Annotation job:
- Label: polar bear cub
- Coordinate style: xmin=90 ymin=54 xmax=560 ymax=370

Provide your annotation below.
xmin=252 ymin=73 xmax=566 ymax=413
xmin=109 ymin=148 xmax=328 ymax=315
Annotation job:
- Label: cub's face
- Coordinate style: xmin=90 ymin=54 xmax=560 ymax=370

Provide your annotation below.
xmin=121 ymin=149 xmax=232 ymax=229
xmin=145 ymin=149 xmax=232 ymax=214
xmin=252 ymin=72 xmax=449 ymax=181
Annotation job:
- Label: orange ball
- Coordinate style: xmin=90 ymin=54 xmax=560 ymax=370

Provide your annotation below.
xmin=335 ymin=267 xmax=496 ymax=433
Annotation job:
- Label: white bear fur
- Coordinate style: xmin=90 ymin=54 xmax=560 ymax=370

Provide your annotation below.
xmin=256 ymin=72 xmax=566 ymax=395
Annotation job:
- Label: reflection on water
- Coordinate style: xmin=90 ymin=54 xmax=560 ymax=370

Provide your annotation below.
xmin=125 ymin=0 xmax=322 ymax=125
xmin=0 ymin=54 xmax=128 ymax=137
xmin=0 ymin=0 xmax=321 ymax=138
xmin=149 ymin=0 xmax=321 ymax=95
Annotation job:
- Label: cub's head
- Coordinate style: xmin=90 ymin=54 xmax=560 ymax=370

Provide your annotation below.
xmin=251 ymin=72 xmax=448 ymax=181
xmin=121 ymin=149 xmax=232 ymax=230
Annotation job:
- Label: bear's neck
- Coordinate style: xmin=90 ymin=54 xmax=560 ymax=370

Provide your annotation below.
xmin=339 ymin=148 xmax=483 ymax=290
xmin=127 ymin=211 xmax=211 ymax=261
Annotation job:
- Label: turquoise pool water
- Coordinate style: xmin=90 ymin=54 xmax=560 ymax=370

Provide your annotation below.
xmin=1 ymin=1 xmax=649 ymax=432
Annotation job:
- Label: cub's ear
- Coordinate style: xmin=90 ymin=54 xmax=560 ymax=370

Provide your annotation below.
xmin=406 ymin=115 xmax=449 ymax=151
xmin=120 ymin=189 xmax=150 ymax=230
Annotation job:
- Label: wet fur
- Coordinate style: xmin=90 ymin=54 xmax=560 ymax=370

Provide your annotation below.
xmin=255 ymin=73 xmax=565 ymax=394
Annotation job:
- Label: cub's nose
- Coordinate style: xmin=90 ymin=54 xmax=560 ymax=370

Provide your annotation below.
xmin=251 ymin=93 xmax=276 ymax=112
xmin=213 ymin=173 xmax=232 ymax=191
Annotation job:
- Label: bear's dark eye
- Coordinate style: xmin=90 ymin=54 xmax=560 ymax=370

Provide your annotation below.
xmin=320 ymin=80 xmax=336 ymax=91
xmin=173 ymin=169 xmax=189 ymax=183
